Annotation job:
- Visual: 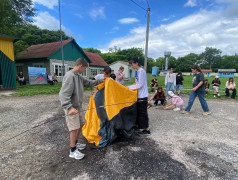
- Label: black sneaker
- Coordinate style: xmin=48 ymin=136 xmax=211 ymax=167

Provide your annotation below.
xmin=137 ymin=130 xmax=151 ymax=136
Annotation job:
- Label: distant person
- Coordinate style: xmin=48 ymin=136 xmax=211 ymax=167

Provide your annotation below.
xmin=110 ymin=70 xmax=116 ymax=80
xmin=150 ymin=75 xmax=158 ymax=92
xmin=18 ymin=72 xmax=25 ymax=86
xmin=148 ymin=86 xmax=166 ymax=107
xmin=225 ymin=77 xmax=236 ymax=99
xmin=59 ymin=58 xmax=105 ymax=160
xmin=204 ymin=79 xmax=210 ymax=94
xmin=175 ymin=71 xmax=184 ymax=96
xmin=53 ymin=73 xmax=58 ymax=83
xmin=164 ymin=91 xmax=184 ymax=111
xmin=212 ymin=76 xmax=221 ymax=97
xmin=181 ymin=65 xmax=211 ymax=115
xmin=116 ymin=66 xmax=125 ymax=85
xmin=165 ymin=68 xmax=176 ymax=99
xmin=48 ymin=73 xmax=53 ymax=85
xmin=93 ymin=67 xmax=111 ymax=80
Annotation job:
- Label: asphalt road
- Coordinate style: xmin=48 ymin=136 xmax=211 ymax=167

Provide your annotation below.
xmin=0 ymin=93 xmax=238 ymax=180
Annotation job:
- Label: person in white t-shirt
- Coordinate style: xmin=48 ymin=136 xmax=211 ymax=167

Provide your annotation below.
xmin=225 ymin=77 xmax=236 ymax=99
xmin=128 ymin=57 xmax=150 ymax=136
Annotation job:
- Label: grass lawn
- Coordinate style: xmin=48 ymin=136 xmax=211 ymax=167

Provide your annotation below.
xmin=12 ymin=76 xmax=237 ymax=99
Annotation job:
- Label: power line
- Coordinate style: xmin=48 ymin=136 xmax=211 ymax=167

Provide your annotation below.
xmin=146 ymin=0 xmax=150 ymax=8
xmin=129 ymin=0 xmax=147 ymax=11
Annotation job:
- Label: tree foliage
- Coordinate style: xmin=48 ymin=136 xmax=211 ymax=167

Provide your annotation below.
xmin=83 ymin=48 xmax=101 ymax=54
xmin=12 ymin=24 xmax=70 ymax=54
xmin=0 ymin=0 xmax=36 ymax=34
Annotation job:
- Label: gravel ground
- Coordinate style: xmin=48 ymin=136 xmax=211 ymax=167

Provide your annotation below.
xmin=0 ymin=92 xmax=238 ymax=180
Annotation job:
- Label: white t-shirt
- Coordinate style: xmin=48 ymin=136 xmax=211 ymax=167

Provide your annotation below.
xmin=128 ymin=67 xmax=148 ymax=98
xmin=94 ymin=74 xmax=104 ymax=80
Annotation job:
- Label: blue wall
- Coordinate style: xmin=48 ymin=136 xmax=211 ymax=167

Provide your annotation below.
xmin=218 ymin=72 xmax=234 ymax=77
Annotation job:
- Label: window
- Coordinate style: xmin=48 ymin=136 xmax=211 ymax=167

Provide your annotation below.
xmin=53 ymin=63 xmax=68 ymax=76
xmin=81 ymin=68 xmax=87 ymax=77
xmin=222 ymin=72 xmax=230 ymax=75
xmin=99 ymin=69 xmax=104 ymax=74
xmin=16 ymin=66 xmax=23 ymax=75
xmin=90 ymin=68 xmax=97 ymax=77
xmin=33 ymin=63 xmax=44 ymax=67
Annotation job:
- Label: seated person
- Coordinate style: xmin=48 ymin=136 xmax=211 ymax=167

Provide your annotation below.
xmin=109 ymin=70 xmax=116 ymax=80
xmin=52 ymin=73 xmax=58 ymax=83
xmin=164 ymin=91 xmax=184 ymax=111
xmin=148 ymin=86 xmax=166 ymax=107
xmin=18 ymin=72 xmax=25 ymax=86
xmin=48 ymin=73 xmax=53 ymax=85
xmin=212 ymin=76 xmax=221 ymax=97
xmin=93 ymin=66 xmax=111 ymax=80
xmin=204 ymin=79 xmax=210 ymax=94
xmin=225 ymin=77 xmax=236 ymax=99
xmin=150 ymin=75 xmax=158 ymax=92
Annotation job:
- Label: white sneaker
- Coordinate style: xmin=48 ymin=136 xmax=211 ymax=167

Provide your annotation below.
xmin=217 ymin=93 xmax=220 ymax=97
xmin=214 ymin=95 xmax=216 ymax=98
xmin=173 ymin=107 xmax=181 ymax=111
xmin=76 ymin=143 xmax=86 ymax=150
xmin=69 ymin=149 xmax=85 ymax=160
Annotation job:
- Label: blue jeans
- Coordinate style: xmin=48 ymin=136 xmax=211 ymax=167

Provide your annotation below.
xmin=166 ymin=82 xmax=174 ymax=98
xmin=185 ymin=90 xmax=209 ymax=112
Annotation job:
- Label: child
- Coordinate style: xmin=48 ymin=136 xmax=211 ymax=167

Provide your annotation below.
xmin=165 ymin=91 xmax=184 ymax=111
xmin=148 ymin=86 xmax=166 ymax=106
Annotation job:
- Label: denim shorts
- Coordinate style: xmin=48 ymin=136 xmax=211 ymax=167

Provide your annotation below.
xmin=176 ymin=85 xmax=183 ymax=91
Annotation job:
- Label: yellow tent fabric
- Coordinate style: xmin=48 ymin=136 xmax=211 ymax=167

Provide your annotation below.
xmin=104 ymin=79 xmax=137 ymax=120
xmin=82 ymin=78 xmax=137 ymax=146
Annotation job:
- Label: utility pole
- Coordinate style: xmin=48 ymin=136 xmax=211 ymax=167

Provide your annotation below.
xmin=59 ymin=0 xmax=65 ymax=76
xmin=144 ymin=8 xmax=150 ymax=72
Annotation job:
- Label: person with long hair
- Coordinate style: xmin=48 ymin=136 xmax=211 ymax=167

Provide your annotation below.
xmin=212 ymin=76 xmax=221 ymax=97
xmin=181 ymin=65 xmax=211 ymax=115
xmin=165 ymin=68 xmax=176 ymax=99
xmin=150 ymin=75 xmax=158 ymax=92
xmin=116 ymin=66 xmax=125 ymax=85
xmin=148 ymin=86 xmax=166 ymax=106
xmin=175 ymin=71 xmax=184 ymax=96
xmin=204 ymin=79 xmax=210 ymax=94
xmin=225 ymin=77 xmax=236 ymax=99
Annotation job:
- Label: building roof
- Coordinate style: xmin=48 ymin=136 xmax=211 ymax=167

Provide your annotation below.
xmin=218 ymin=69 xmax=236 ymax=72
xmin=84 ymin=52 xmax=108 ymax=67
xmin=0 ymin=33 xmax=19 ymax=41
xmin=201 ymin=69 xmax=212 ymax=72
xmin=15 ymin=39 xmax=72 ymax=60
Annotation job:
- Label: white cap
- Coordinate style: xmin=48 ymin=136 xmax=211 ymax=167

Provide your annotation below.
xmin=168 ymin=91 xmax=174 ymax=97
xmin=216 ymin=75 xmax=219 ymax=78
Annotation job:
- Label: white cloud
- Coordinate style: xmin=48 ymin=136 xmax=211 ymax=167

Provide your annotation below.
xmin=105 ymin=26 xmax=119 ymax=34
xmin=184 ymin=0 xmax=197 ymax=7
xmin=33 ymin=0 xmax=58 ymax=9
xmin=33 ymin=11 xmax=74 ymax=37
xmin=118 ymin=18 xmax=139 ymax=24
xmin=102 ymin=7 xmax=238 ymax=58
xmin=89 ymin=7 xmax=106 ymax=20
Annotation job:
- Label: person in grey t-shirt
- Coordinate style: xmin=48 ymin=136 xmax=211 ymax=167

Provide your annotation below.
xmin=59 ymin=58 xmax=104 ymax=160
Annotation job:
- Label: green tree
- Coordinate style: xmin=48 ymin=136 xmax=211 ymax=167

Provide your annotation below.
xmin=117 ymin=48 xmax=144 ymax=65
xmin=168 ymin=56 xmax=177 ymax=70
xmin=0 ymin=0 xmax=36 ymax=34
xmin=12 ymin=24 xmax=70 ymax=54
xmin=147 ymin=57 xmax=156 ymax=73
xmin=155 ymin=57 xmax=165 ymax=70
xmin=199 ymin=47 xmax=222 ymax=70
xmin=83 ymin=48 xmax=101 ymax=54
xmin=176 ymin=53 xmax=198 ymax=72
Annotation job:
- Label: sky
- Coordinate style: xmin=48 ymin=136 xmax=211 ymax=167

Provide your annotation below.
xmin=32 ymin=0 xmax=238 ymax=59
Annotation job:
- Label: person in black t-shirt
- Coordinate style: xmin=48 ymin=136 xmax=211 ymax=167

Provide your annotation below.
xmin=181 ymin=65 xmax=211 ymax=115
xmin=175 ymin=71 xmax=184 ymax=96
xmin=204 ymin=79 xmax=210 ymax=94
xmin=18 ymin=72 xmax=25 ymax=86
xmin=212 ymin=76 xmax=221 ymax=97
xmin=109 ymin=70 xmax=116 ymax=80
xmin=150 ymin=75 xmax=158 ymax=92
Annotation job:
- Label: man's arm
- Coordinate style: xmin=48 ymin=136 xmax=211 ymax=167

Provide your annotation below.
xmin=82 ymin=77 xmax=103 ymax=88
xmin=59 ymin=81 xmax=74 ymax=110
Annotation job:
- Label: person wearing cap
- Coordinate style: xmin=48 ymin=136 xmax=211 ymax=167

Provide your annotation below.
xmin=164 ymin=91 xmax=184 ymax=111
xmin=181 ymin=65 xmax=211 ymax=115
xmin=212 ymin=76 xmax=221 ymax=97
xmin=128 ymin=57 xmax=150 ymax=136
